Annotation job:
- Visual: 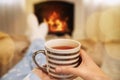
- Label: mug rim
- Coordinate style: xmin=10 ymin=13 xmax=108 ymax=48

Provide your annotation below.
xmin=45 ymin=39 xmax=81 ymax=54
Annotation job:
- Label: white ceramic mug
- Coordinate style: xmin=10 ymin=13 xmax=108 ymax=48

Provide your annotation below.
xmin=33 ymin=39 xmax=81 ymax=80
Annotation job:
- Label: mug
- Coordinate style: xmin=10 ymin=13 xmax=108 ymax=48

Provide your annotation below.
xmin=33 ymin=39 xmax=81 ymax=80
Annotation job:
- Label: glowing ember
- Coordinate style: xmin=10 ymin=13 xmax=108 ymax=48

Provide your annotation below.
xmin=44 ymin=11 xmax=68 ymax=33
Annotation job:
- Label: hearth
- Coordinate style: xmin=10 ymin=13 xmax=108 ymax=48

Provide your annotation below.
xmin=34 ymin=0 xmax=74 ymax=36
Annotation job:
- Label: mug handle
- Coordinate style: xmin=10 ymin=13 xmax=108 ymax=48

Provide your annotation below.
xmin=32 ymin=50 xmax=48 ymax=74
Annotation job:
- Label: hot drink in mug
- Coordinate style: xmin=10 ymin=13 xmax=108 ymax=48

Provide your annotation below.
xmin=33 ymin=39 xmax=81 ymax=80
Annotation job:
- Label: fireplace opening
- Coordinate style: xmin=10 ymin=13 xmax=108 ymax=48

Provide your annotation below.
xmin=34 ymin=1 xmax=74 ymax=36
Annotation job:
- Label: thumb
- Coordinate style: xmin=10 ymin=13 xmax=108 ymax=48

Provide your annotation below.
xmin=55 ymin=66 xmax=79 ymax=76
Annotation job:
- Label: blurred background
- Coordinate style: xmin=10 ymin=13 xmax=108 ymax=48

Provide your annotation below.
xmin=0 ymin=0 xmax=120 ymax=80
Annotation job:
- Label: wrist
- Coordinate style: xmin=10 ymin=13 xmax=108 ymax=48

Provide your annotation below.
xmin=81 ymin=72 xmax=111 ymax=80
xmin=92 ymin=73 xmax=111 ymax=80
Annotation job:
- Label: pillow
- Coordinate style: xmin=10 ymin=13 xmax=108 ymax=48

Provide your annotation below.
xmin=0 ymin=32 xmax=15 ymax=76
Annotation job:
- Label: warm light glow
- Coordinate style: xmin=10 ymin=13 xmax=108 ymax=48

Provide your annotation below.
xmin=44 ymin=11 xmax=67 ymax=33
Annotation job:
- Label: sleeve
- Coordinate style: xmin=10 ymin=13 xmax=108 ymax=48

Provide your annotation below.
xmin=23 ymin=71 xmax=41 ymax=80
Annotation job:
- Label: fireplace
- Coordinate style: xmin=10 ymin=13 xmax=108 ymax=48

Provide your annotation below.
xmin=34 ymin=1 xmax=74 ymax=36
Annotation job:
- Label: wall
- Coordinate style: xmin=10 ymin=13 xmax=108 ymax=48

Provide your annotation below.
xmin=26 ymin=0 xmax=46 ymax=14
xmin=0 ymin=0 xmax=27 ymax=35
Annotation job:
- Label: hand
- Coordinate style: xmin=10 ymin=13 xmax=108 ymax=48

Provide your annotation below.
xmin=32 ymin=68 xmax=56 ymax=80
xmin=55 ymin=49 xmax=111 ymax=80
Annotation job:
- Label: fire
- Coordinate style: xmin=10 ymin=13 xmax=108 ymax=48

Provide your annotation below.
xmin=44 ymin=11 xmax=68 ymax=33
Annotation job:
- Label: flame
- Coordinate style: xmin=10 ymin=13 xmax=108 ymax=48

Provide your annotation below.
xmin=44 ymin=11 xmax=67 ymax=33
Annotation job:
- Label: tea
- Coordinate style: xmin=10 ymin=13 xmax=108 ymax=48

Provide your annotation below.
xmin=52 ymin=46 xmax=75 ymax=50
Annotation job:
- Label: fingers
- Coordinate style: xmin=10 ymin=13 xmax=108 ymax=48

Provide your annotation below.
xmin=55 ymin=66 xmax=80 ymax=76
xmin=55 ymin=50 xmax=87 ymax=76
xmin=33 ymin=68 xmax=56 ymax=80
